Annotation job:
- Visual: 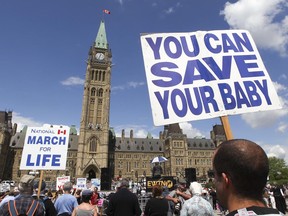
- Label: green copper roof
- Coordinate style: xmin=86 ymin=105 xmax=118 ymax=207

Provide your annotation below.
xmin=94 ymin=20 xmax=108 ymax=49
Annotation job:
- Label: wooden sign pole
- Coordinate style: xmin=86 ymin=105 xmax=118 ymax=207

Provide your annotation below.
xmin=37 ymin=170 xmax=44 ymax=199
xmin=220 ymin=116 xmax=233 ymax=140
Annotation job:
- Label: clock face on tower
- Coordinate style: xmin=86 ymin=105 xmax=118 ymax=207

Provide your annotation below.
xmin=95 ymin=52 xmax=105 ymax=60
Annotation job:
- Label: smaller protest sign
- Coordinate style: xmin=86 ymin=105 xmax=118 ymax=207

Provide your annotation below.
xmin=20 ymin=125 xmax=70 ymax=170
xmin=56 ymin=176 xmax=70 ymax=190
xmin=77 ymin=178 xmax=87 ymax=189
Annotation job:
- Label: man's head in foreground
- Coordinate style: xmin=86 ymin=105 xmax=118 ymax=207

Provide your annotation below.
xmin=213 ymin=139 xmax=269 ymax=210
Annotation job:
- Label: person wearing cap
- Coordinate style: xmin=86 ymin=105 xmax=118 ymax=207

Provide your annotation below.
xmin=54 ymin=181 xmax=78 ymax=216
xmin=180 ymin=181 xmax=213 ymax=216
xmin=71 ymin=189 xmax=98 ymax=216
xmin=106 ymin=178 xmax=142 ymax=216
xmin=0 ymin=174 xmax=45 ymax=216
xmin=33 ymin=179 xmax=57 ymax=216
xmin=165 ymin=178 xmax=191 ymax=216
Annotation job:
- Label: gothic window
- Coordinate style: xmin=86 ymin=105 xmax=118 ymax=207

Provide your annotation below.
xmin=89 ymin=137 xmax=97 ymax=152
xmin=91 ymin=88 xmax=96 ymax=96
xmin=102 ymin=71 xmax=105 ymax=81
xmin=95 ymin=70 xmax=99 ymax=80
xmin=99 ymin=71 xmax=102 ymax=81
xmin=97 ymin=88 xmax=103 ymax=97
xmin=98 ymin=98 xmax=102 ymax=105
xmin=91 ymin=70 xmax=95 ymax=80
xmin=118 ymin=161 xmax=122 ymax=168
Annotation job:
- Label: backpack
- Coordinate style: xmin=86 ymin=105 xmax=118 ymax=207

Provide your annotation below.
xmin=8 ymin=200 xmax=39 ymax=216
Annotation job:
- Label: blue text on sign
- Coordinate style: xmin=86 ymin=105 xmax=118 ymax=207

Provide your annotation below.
xmin=26 ymin=154 xmax=61 ymax=166
xmin=27 ymin=136 xmax=66 ymax=145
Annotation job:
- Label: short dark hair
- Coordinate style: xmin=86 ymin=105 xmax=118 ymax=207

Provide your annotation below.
xmin=213 ymin=139 xmax=269 ymax=200
xmin=82 ymin=195 xmax=92 ymax=203
xmin=152 ymin=185 xmax=163 ymax=197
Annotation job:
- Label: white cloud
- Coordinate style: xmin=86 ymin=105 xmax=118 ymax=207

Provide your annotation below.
xmin=241 ymin=109 xmax=287 ymax=128
xmin=179 ymin=122 xmax=205 ymax=138
xmin=164 ymin=7 xmax=175 ymax=14
xmin=264 ymin=144 xmax=286 ymax=159
xmin=163 ymin=3 xmax=181 ymax=15
xmin=61 ymin=76 xmax=84 ymax=86
xmin=277 ymin=122 xmax=288 ymax=133
xmin=220 ymin=0 xmax=288 ymax=56
xmin=273 ymin=81 xmax=287 ymax=92
xmin=279 ymin=74 xmax=287 ymax=80
xmin=112 ymin=81 xmax=145 ymax=92
xmin=113 ymin=124 xmax=158 ymax=139
xmin=12 ymin=112 xmax=44 ymax=132
xmin=127 ymin=81 xmax=145 ymax=88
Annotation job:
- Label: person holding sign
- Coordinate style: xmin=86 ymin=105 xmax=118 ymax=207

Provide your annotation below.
xmin=213 ymin=139 xmax=283 ymax=216
xmin=0 ymin=174 xmax=44 ymax=216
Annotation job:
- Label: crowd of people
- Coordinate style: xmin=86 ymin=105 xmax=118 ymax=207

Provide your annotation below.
xmin=0 ymin=139 xmax=288 ymax=215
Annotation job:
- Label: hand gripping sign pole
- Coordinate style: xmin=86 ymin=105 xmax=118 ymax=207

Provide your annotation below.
xmin=220 ymin=116 xmax=233 ymax=140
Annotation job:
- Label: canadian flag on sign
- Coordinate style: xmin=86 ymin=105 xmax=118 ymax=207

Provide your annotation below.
xmin=103 ymin=9 xmax=111 ymax=14
xmin=58 ymin=130 xmax=66 ymax=135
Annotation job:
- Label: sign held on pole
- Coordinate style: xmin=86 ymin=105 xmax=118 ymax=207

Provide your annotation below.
xmin=140 ymin=30 xmax=281 ymax=126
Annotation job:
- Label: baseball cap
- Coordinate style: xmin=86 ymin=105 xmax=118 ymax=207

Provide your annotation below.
xmin=20 ymin=175 xmax=35 ymax=186
xmin=178 ymin=178 xmax=186 ymax=184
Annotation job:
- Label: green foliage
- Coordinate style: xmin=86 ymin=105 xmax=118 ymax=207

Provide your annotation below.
xmin=268 ymin=157 xmax=288 ymax=185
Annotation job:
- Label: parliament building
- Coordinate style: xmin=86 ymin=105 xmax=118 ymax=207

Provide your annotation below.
xmin=1 ymin=20 xmax=226 ymax=189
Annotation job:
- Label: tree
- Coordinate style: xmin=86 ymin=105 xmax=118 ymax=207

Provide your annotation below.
xmin=268 ymin=157 xmax=288 ymax=185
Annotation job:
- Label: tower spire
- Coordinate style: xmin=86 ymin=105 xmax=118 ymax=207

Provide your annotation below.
xmin=94 ymin=20 xmax=108 ymax=49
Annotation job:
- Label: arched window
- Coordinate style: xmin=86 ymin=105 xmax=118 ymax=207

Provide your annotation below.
xmin=97 ymin=88 xmax=103 ymax=97
xmin=99 ymin=71 xmax=102 ymax=81
xmin=102 ymin=71 xmax=106 ymax=81
xmin=91 ymin=88 xmax=96 ymax=96
xmin=95 ymin=70 xmax=99 ymax=80
xmin=89 ymin=137 xmax=97 ymax=152
xmin=91 ymin=70 xmax=95 ymax=80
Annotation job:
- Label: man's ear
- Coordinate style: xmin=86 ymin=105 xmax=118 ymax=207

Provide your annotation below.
xmin=221 ymin=173 xmax=230 ymax=186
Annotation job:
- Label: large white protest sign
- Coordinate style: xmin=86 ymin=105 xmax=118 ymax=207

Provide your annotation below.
xmin=140 ymin=30 xmax=281 ymax=126
xmin=20 ymin=125 xmax=70 ymax=170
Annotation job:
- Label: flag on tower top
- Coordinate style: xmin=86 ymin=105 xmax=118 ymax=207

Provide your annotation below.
xmin=103 ymin=9 xmax=111 ymax=14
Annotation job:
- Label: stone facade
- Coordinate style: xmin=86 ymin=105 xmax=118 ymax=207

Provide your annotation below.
xmin=6 ymin=20 xmax=226 ymax=187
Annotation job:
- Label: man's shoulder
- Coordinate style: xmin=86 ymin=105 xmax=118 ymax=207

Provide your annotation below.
xmin=227 ymin=206 xmax=283 ymax=216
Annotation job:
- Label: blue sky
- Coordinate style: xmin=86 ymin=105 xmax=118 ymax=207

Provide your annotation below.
xmin=0 ymin=0 xmax=288 ymax=162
